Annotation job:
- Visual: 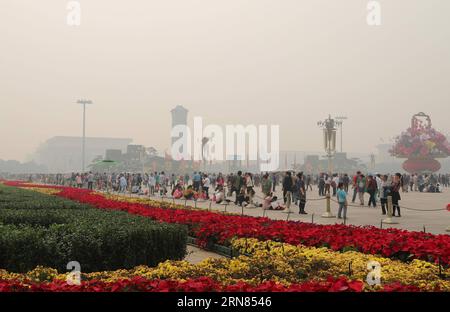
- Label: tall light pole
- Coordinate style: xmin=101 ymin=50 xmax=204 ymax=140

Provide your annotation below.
xmin=335 ymin=116 xmax=348 ymax=153
xmin=317 ymin=115 xmax=337 ymax=219
xmin=317 ymin=115 xmax=337 ymax=174
xmin=77 ymin=99 xmax=93 ymax=173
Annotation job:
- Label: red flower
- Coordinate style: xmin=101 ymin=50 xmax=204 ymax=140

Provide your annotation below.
xmin=4 ymin=181 xmax=450 ymax=266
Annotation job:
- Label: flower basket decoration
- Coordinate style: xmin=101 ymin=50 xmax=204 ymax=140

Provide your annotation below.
xmin=390 ymin=112 xmax=450 ymax=173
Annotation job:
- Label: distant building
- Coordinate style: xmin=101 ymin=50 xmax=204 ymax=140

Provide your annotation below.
xmin=34 ymin=136 xmax=132 ymax=173
xmin=105 ymin=149 xmax=123 ymax=162
xmin=126 ymin=145 xmax=145 ymax=161
xmin=301 ymin=152 xmax=359 ymax=173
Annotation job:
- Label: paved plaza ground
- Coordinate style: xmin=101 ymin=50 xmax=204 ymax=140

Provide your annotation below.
xmin=142 ymin=186 xmax=450 ymax=235
xmin=184 ymin=245 xmax=225 ymax=264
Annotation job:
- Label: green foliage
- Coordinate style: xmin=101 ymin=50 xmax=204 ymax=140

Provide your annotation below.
xmin=0 ymin=185 xmax=187 ymax=272
xmin=0 ymin=186 xmax=89 ymax=210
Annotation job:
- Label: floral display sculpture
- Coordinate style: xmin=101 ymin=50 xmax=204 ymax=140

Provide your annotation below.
xmin=390 ymin=112 xmax=450 ymax=173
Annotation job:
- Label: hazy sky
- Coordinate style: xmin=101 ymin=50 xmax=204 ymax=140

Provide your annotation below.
xmin=1 ymin=0 xmax=449 ymax=161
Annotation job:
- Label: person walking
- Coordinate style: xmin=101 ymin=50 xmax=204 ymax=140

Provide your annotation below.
xmin=271 ymin=173 xmax=277 ymax=192
xmin=413 ymin=174 xmax=419 ymax=192
xmin=342 ymin=174 xmax=350 ymax=192
xmin=154 ymin=172 xmax=160 ymax=193
xmin=119 ymin=175 xmax=127 ymax=193
xmin=75 ymin=173 xmax=82 ymax=188
xmin=87 ymin=171 xmax=94 ymax=190
xmin=148 ymin=173 xmax=156 ymax=196
xmin=245 ymin=173 xmax=255 ymax=205
xmin=375 ymin=174 xmax=383 ymax=202
xmin=402 ymin=174 xmax=409 ymax=193
xmin=325 ymin=174 xmax=332 ymax=195
xmin=357 ymin=174 xmax=366 ymax=205
xmin=282 ymin=171 xmax=294 ymax=213
xmin=306 ymin=174 xmax=313 ymax=191
xmin=318 ymin=173 xmax=325 ymax=196
xmin=234 ymin=171 xmax=244 ymax=205
xmin=351 ymin=171 xmax=361 ymax=203
xmin=296 ymin=172 xmax=307 ymax=214
xmin=159 ymin=171 xmax=167 ymax=195
xmin=379 ymin=175 xmax=390 ymax=215
xmin=193 ymin=171 xmax=201 ymax=192
xmin=391 ymin=173 xmax=402 ymax=217
xmin=332 ymin=174 xmax=339 ymax=196
xmin=336 ymin=182 xmax=348 ymax=219
xmin=366 ymin=175 xmax=378 ymax=207
xmin=202 ymin=174 xmax=211 ymax=198
xmin=261 ymin=173 xmax=272 ymax=197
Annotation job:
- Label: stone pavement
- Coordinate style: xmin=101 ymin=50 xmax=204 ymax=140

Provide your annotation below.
xmin=184 ymin=245 xmax=225 ymax=264
xmin=142 ymin=185 xmax=450 ymax=235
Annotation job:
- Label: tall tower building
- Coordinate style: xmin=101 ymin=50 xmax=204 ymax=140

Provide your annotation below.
xmin=170 ymin=105 xmax=189 ymax=158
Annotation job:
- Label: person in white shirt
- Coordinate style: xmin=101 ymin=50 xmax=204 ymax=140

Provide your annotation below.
xmin=325 ymin=175 xmax=332 ymax=195
xmin=148 ymin=173 xmax=156 ymax=196
xmin=375 ymin=174 xmax=383 ymax=201
xmin=246 ymin=173 xmax=255 ymax=205
xmin=413 ymin=174 xmax=419 ymax=192
xmin=202 ymin=174 xmax=211 ymax=198
xmin=119 ymin=175 xmax=127 ymax=193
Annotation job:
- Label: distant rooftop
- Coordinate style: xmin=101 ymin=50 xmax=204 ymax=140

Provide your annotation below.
xmin=45 ymin=136 xmax=133 ymax=143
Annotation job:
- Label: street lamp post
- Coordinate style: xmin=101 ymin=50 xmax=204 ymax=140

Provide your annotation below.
xmin=317 ymin=115 xmax=337 ymax=174
xmin=77 ymin=99 xmax=93 ymax=173
xmin=335 ymin=116 xmax=348 ymax=153
xmin=317 ymin=115 xmax=338 ymax=219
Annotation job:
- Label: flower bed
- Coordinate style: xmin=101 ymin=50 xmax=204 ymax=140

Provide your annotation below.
xmin=232 ymin=238 xmax=449 ymax=291
xmin=2 ymin=276 xmax=410 ymax=292
xmin=101 ymin=193 xmax=232 ymax=214
xmin=58 ymin=189 xmax=450 ymax=265
xmin=1 ymin=181 xmax=448 ymax=292
xmin=0 ymin=241 xmax=431 ymax=292
xmin=6 ymin=181 xmax=449 ymax=266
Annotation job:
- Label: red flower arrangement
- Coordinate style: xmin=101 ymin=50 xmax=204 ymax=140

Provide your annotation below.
xmin=6 ymin=181 xmax=448 ymax=266
xmin=0 ymin=276 xmax=421 ymax=292
xmin=390 ymin=112 xmax=450 ymax=159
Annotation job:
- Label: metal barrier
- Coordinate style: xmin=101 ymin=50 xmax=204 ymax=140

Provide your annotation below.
xmin=382 ymin=196 xmax=398 ymax=224
xmin=112 ymin=188 xmax=449 ymax=232
xmin=322 ymin=194 xmax=335 ymax=218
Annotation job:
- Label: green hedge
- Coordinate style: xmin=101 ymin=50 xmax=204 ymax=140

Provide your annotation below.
xmin=0 ymin=186 xmax=89 ymax=210
xmin=0 ymin=185 xmax=187 ymax=273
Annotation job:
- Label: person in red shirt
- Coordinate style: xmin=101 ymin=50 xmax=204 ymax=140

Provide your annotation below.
xmin=351 ymin=171 xmax=361 ymax=203
xmin=366 ymin=175 xmax=378 ymax=207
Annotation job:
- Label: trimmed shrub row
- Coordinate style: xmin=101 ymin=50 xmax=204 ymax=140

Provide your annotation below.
xmin=0 ymin=186 xmax=89 ymax=210
xmin=0 ymin=185 xmax=188 ymax=273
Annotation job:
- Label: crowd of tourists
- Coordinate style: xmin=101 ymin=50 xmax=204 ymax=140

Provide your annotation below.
xmin=2 ymin=171 xmax=448 ymax=220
